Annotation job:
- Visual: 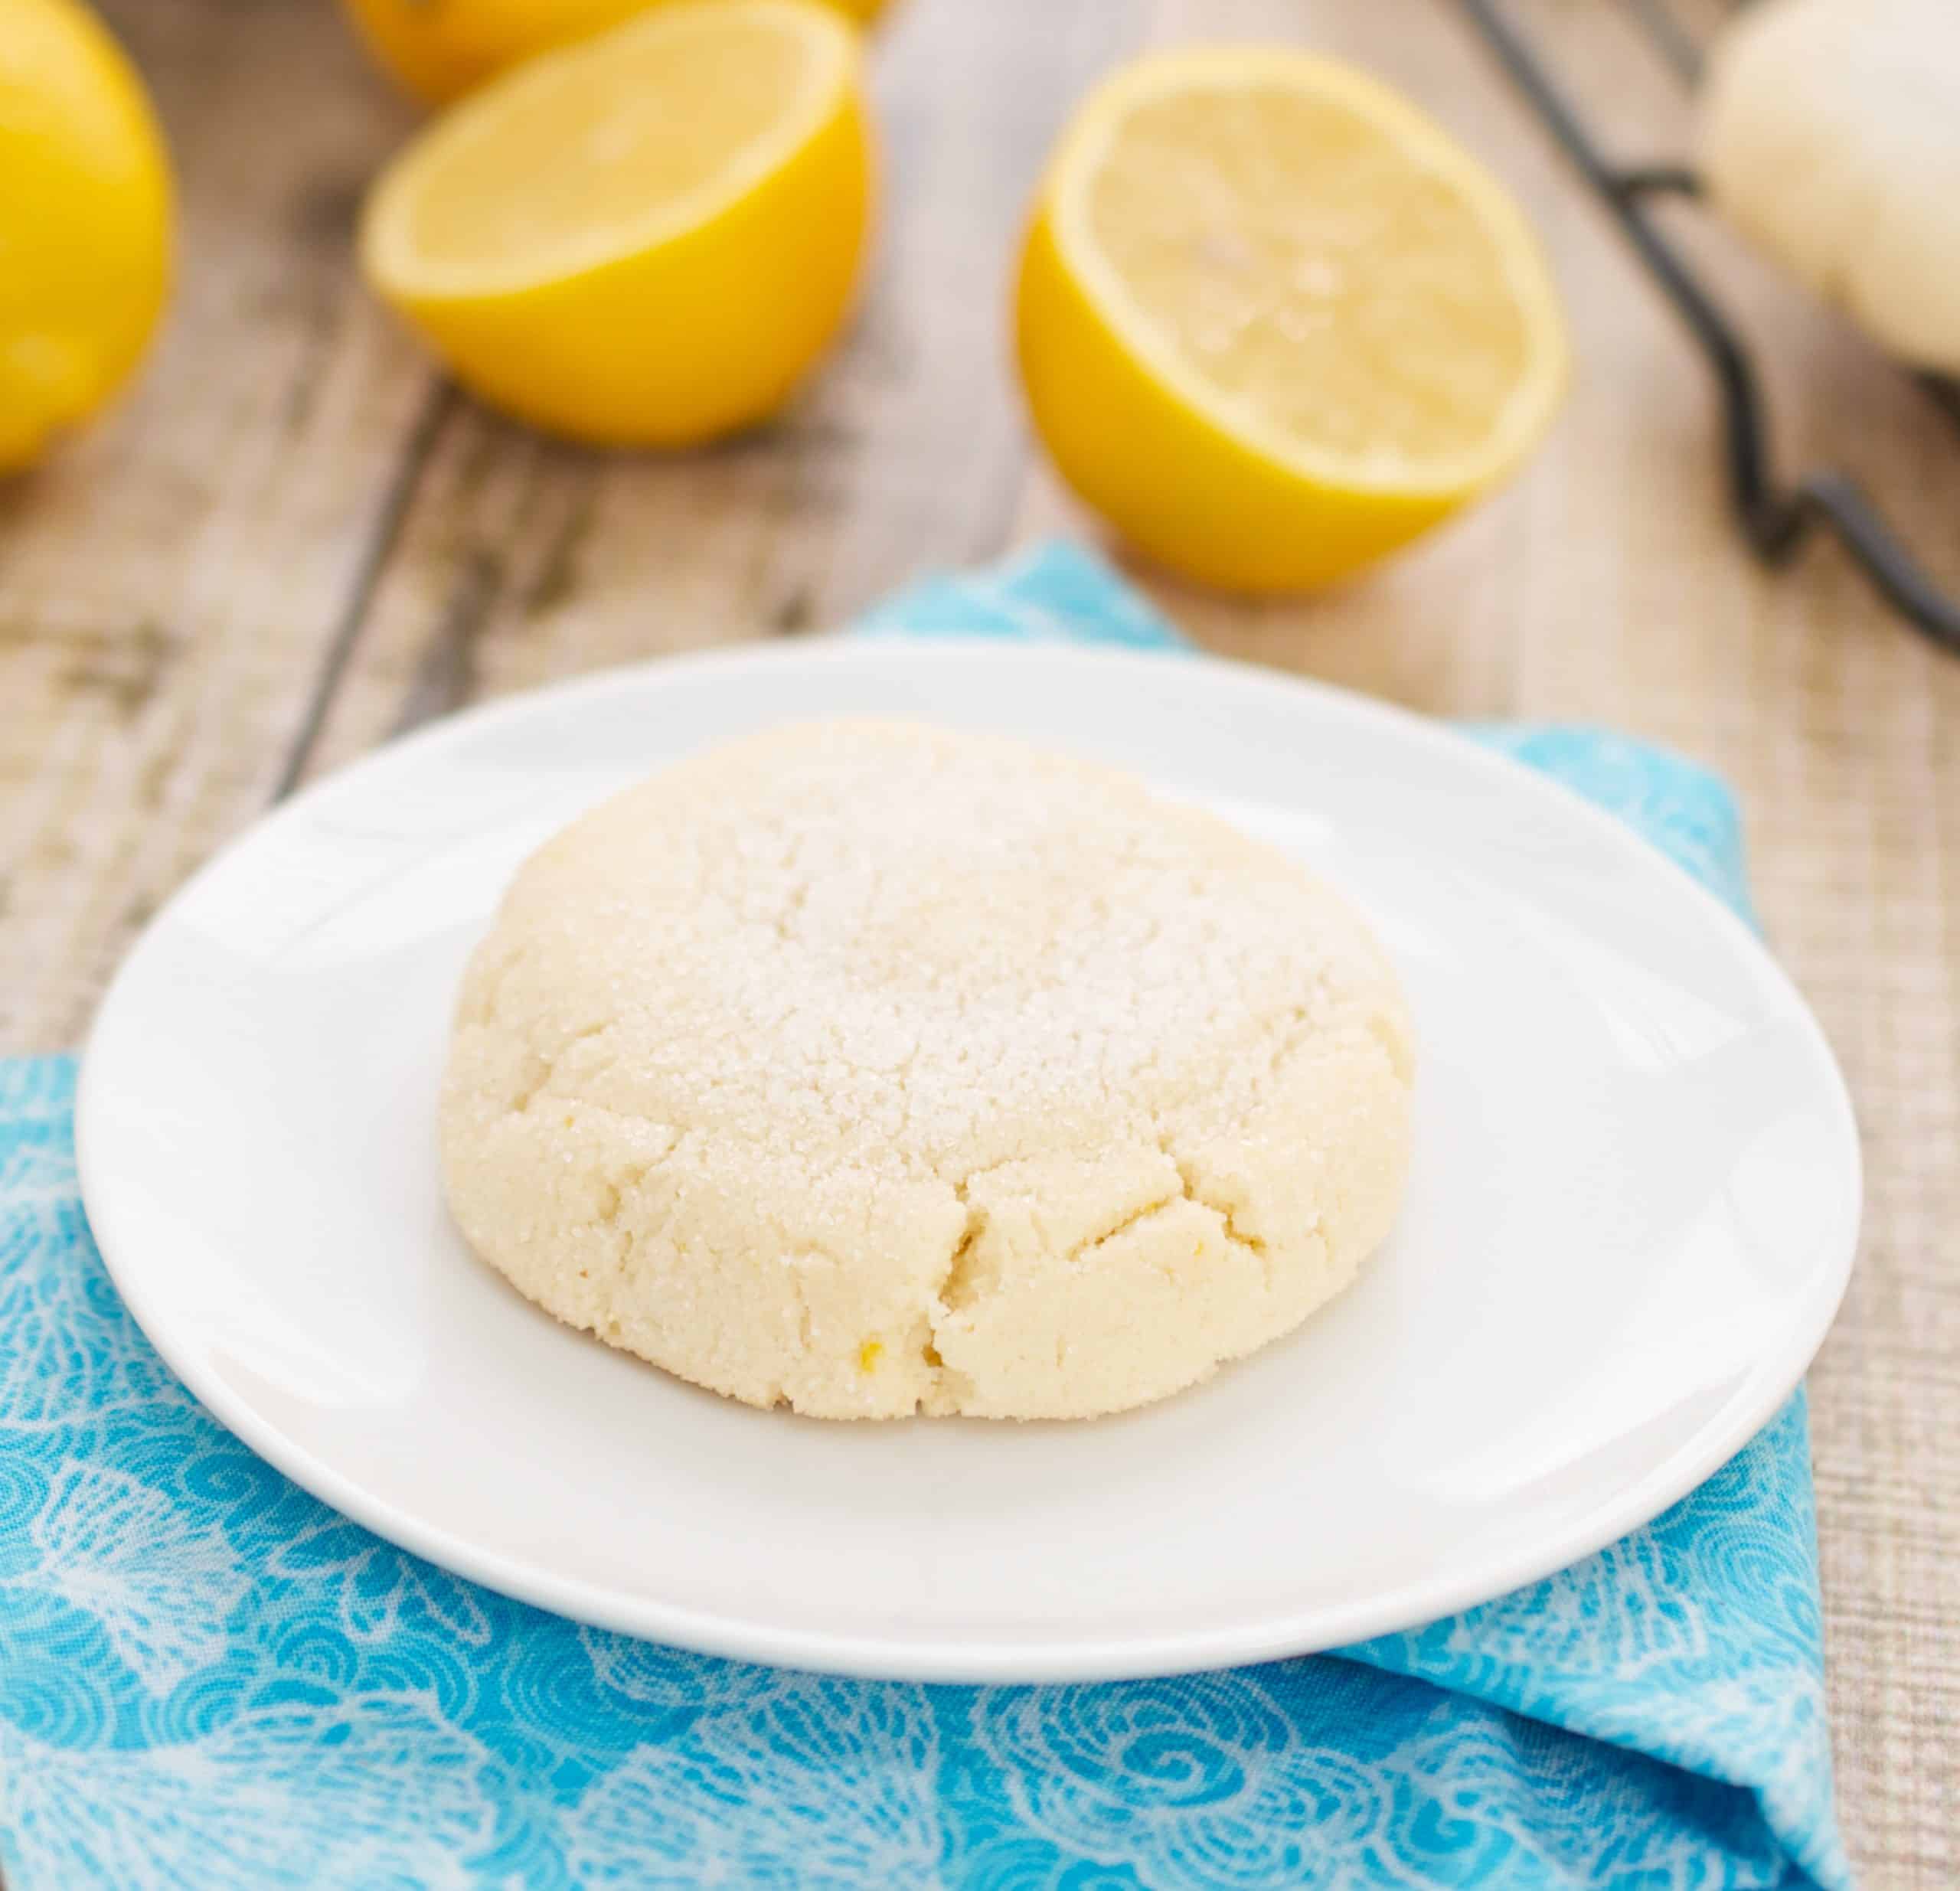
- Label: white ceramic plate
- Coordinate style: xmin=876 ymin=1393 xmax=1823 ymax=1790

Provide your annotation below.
xmin=77 ymin=642 xmax=1860 ymax=1682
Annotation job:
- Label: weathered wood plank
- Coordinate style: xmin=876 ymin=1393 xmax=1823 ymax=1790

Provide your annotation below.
xmin=0 ymin=0 xmax=438 ymax=1047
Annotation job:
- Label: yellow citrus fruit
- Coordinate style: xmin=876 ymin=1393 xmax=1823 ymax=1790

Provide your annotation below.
xmin=341 ymin=0 xmax=890 ymax=106
xmin=0 ymin=0 xmax=172 ymax=472
xmin=360 ymin=0 xmax=873 ymax=447
xmin=1016 ymin=48 xmax=1569 ymax=593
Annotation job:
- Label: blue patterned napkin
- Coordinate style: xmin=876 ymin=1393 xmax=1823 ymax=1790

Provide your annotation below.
xmin=0 ymin=542 xmax=1846 ymax=1890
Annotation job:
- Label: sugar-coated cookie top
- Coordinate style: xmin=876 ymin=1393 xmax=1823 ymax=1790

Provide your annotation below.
xmin=440 ymin=720 xmax=1413 ymax=1419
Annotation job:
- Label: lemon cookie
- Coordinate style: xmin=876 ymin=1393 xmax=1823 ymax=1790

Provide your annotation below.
xmin=439 ymin=720 xmax=1413 ymax=1419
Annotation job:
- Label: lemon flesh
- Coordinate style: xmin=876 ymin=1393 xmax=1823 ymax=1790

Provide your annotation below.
xmin=1018 ymin=50 xmax=1568 ymax=593
xmin=0 ymin=0 xmax=172 ymax=472
xmin=361 ymin=0 xmax=872 ymax=446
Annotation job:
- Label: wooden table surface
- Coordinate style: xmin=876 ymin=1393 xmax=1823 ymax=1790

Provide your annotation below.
xmin=4 ymin=0 xmax=1955 ymax=1880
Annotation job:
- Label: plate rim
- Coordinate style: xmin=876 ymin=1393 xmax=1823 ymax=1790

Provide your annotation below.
xmin=75 ymin=638 xmax=1864 ymax=1681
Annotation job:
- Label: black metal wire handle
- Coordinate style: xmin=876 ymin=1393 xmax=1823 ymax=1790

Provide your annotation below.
xmin=1455 ymin=0 xmax=1960 ymax=655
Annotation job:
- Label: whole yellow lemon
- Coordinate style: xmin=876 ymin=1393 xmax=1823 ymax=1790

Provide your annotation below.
xmin=0 ymin=0 xmax=172 ymax=472
xmin=341 ymin=0 xmax=890 ymax=105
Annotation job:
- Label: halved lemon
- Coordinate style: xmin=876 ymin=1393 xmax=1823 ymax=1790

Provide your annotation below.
xmin=360 ymin=0 xmax=873 ymax=447
xmin=1016 ymin=48 xmax=1570 ymax=593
